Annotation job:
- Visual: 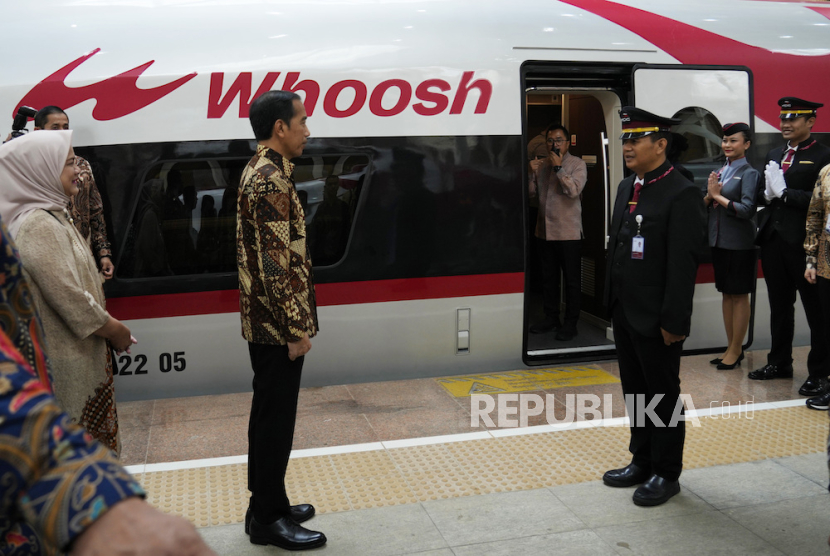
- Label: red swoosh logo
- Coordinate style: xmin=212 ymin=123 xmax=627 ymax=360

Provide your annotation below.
xmin=562 ymin=0 xmax=830 ymax=132
xmin=15 ymin=48 xmax=197 ymax=121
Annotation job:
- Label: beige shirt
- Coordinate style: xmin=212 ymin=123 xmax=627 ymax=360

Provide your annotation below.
xmin=16 ymin=209 xmax=110 ymax=423
xmin=529 ymin=151 xmax=588 ymax=241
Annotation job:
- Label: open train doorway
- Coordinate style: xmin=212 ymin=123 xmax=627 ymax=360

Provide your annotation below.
xmin=521 ymin=62 xmax=755 ymax=366
xmin=523 ymin=87 xmax=623 ymax=363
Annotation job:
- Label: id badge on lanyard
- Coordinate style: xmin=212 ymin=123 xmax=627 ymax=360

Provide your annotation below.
xmin=632 ymin=215 xmax=644 ymax=260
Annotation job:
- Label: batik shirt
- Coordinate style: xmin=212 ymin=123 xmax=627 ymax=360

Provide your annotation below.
xmin=804 ymin=164 xmax=830 ymax=279
xmin=0 ymin=219 xmax=51 ymax=391
xmin=67 ymin=157 xmax=112 ymax=267
xmin=0 ymin=328 xmax=143 ymax=555
xmin=237 ymin=145 xmax=318 ymax=344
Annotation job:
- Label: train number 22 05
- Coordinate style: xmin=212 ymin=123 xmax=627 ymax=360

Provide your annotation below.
xmin=113 ymin=352 xmax=186 ymax=376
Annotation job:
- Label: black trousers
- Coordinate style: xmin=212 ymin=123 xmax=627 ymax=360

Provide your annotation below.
xmin=819 ymin=277 xmax=830 ymax=346
xmin=760 ymin=232 xmax=829 ymax=377
xmin=247 ymin=342 xmax=304 ymax=524
xmin=612 ymin=303 xmax=685 ymax=481
xmin=540 ymin=239 xmax=582 ymax=326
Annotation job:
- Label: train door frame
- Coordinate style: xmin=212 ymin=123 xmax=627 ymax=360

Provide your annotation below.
xmin=521 ymin=62 xmax=759 ymax=366
xmin=631 ymin=63 xmax=758 ymax=356
xmin=521 ymin=62 xmax=632 ymax=365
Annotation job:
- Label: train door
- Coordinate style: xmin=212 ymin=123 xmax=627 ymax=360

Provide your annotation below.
xmin=522 ymin=63 xmax=755 ymax=365
xmin=632 ymin=64 xmax=756 ymax=351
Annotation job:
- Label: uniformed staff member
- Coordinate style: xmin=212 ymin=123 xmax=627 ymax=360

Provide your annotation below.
xmin=750 ymin=98 xmax=830 ymax=401
xmin=601 ymin=107 xmax=705 ymax=507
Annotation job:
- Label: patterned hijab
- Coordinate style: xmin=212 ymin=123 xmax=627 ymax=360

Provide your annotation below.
xmin=0 ymin=130 xmax=73 ymax=237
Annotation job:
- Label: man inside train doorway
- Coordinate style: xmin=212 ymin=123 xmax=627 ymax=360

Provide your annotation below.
xmin=528 ymin=124 xmax=588 ymax=341
xmin=237 ymin=90 xmax=326 ymax=550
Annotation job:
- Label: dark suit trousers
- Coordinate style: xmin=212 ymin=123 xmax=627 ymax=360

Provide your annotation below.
xmin=612 ymin=303 xmax=685 ymax=481
xmin=540 ymin=239 xmax=582 ymax=326
xmin=760 ymin=232 xmax=829 ymax=377
xmin=247 ymin=342 xmax=304 ymax=524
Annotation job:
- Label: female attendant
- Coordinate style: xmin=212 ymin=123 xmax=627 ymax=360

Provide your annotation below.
xmin=0 ymin=130 xmax=135 ymax=453
xmin=703 ymin=123 xmax=760 ymax=369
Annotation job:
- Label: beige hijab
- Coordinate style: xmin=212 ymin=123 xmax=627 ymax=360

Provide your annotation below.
xmin=0 ymin=130 xmax=73 ymax=237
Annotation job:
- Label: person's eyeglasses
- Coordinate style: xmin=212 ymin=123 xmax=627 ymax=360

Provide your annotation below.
xmin=546 ymin=138 xmax=568 ymax=144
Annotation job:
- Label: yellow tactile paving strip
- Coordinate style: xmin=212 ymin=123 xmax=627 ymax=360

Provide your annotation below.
xmin=137 ymin=406 xmax=828 ymax=528
xmin=435 ymin=365 xmax=620 ymax=397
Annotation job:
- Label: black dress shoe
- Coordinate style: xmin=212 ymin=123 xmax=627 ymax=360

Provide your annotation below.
xmin=555 ymin=325 xmax=578 ymax=341
xmin=798 ymin=377 xmax=829 ymax=397
xmin=748 ymin=363 xmax=793 ymax=380
xmin=529 ymin=317 xmax=561 ymax=334
xmin=245 ymin=504 xmax=316 ymax=535
xmin=249 ymin=515 xmax=326 ymax=550
xmin=716 ymin=352 xmax=744 ymax=370
xmin=602 ymin=463 xmax=650 ymax=488
xmin=632 ymin=475 xmax=680 ymax=506
xmin=290 ymin=504 xmax=315 ymax=523
xmin=806 ymin=390 xmax=830 ymax=411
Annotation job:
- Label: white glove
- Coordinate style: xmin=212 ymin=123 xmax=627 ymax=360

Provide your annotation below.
xmin=763 ymin=174 xmax=774 ymax=202
xmin=765 ymin=161 xmax=786 ymax=199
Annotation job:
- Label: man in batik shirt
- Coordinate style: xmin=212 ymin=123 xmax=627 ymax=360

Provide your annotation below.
xmin=34 ymin=107 xmax=114 ymax=279
xmin=237 ymin=90 xmax=325 ymax=551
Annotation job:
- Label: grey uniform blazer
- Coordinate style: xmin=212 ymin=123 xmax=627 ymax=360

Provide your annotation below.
xmin=707 ymin=163 xmax=760 ymax=250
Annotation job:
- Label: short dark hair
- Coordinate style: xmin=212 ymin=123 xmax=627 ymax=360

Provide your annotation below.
xmin=545 ymin=123 xmax=570 ymax=139
xmin=649 ymin=131 xmax=673 ymax=151
xmin=34 ymin=105 xmax=67 ymax=128
xmin=249 ymin=91 xmax=301 ymax=141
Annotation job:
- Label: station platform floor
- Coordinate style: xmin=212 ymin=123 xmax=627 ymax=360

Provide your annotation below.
xmin=118 ymin=346 xmax=830 ymax=555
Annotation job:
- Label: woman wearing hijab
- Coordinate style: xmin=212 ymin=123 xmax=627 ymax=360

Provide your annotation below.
xmin=703 ymin=123 xmax=760 ymax=370
xmin=0 ymin=130 xmax=135 ymax=453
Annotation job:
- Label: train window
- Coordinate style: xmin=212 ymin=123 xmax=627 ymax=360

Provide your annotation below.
xmin=670 ymin=106 xmax=723 ymax=191
xmin=294 ymin=154 xmax=368 ymax=267
xmin=119 ymin=159 xmax=244 ymax=278
xmin=118 ymin=154 xmax=367 ymax=278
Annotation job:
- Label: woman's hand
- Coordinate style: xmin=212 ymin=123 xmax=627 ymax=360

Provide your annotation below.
xmin=707 ymin=171 xmax=722 ymax=198
xmin=94 ymin=317 xmax=135 ymax=353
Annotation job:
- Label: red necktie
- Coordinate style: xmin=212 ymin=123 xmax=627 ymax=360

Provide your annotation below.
xmin=781 ymin=148 xmax=795 ymax=173
xmin=629 ymin=181 xmax=643 ymax=213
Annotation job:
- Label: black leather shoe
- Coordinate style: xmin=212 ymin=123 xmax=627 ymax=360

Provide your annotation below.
xmin=245 ymin=504 xmax=316 ymax=535
xmin=290 ymin=504 xmax=315 ymax=523
xmin=249 ymin=515 xmax=326 ymax=550
xmin=806 ymin=390 xmax=830 ymax=411
xmin=555 ymin=325 xmax=578 ymax=341
xmin=632 ymin=475 xmax=680 ymax=506
xmin=529 ymin=317 xmax=561 ymax=334
xmin=748 ymin=363 xmax=793 ymax=380
xmin=798 ymin=377 xmax=829 ymax=397
xmin=602 ymin=463 xmax=650 ymax=488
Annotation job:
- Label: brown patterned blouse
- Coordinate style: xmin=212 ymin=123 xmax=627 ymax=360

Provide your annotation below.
xmin=67 ymin=156 xmax=112 ymax=265
xmin=237 ymin=145 xmax=318 ymax=345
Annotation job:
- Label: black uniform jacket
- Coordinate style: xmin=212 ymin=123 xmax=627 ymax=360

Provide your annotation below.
xmin=757 ymin=136 xmax=830 ymax=246
xmin=604 ymin=160 xmax=706 ymax=339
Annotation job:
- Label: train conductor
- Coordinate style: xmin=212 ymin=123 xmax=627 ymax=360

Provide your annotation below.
xmin=602 ymin=107 xmax=706 ymax=506
xmin=751 ymin=97 xmax=830 ymax=401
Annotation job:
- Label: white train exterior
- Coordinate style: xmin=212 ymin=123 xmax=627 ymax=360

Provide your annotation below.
xmin=1 ymin=0 xmax=828 ymax=400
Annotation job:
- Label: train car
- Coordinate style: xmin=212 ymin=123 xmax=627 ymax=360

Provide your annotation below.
xmin=1 ymin=0 xmax=828 ymax=401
